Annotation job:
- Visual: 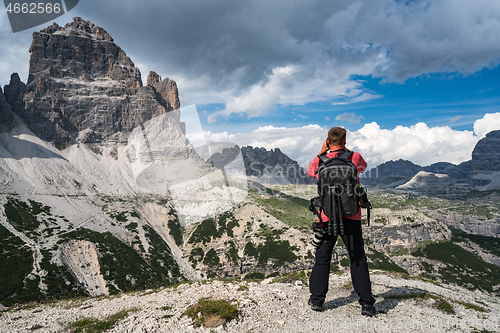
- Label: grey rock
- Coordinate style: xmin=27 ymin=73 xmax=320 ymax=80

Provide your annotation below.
xmin=471 ymin=130 xmax=500 ymax=174
xmin=363 ymin=158 xmax=472 ymax=187
xmin=238 ymin=146 xmax=315 ymax=185
xmin=365 ymin=221 xmax=451 ymax=253
xmin=423 ymin=161 xmax=471 ymax=179
xmin=0 ymin=86 xmax=15 ymax=133
xmin=364 ymin=159 xmax=422 ymax=180
xmin=6 ymin=17 xmax=180 ymax=145
xmin=76 ymin=128 xmax=103 ymax=143
xmin=147 ymin=71 xmax=180 ymax=110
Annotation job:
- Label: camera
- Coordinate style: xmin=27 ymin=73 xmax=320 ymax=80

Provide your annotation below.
xmin=311 ymin=230 xmax=325 ymax=248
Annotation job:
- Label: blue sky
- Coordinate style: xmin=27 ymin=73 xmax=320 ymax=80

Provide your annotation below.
xmin=1 ymin=0 xmax=500 ymax=169
xmin=199 ymin=66 xmax=500 ymax=134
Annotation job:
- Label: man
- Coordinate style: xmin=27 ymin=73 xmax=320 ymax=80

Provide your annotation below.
xmin=307 ymin=126 xmax=376 ymax=316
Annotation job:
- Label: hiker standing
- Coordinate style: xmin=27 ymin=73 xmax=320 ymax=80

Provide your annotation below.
xmin=307 ymin=126 xmax=376 ymax=316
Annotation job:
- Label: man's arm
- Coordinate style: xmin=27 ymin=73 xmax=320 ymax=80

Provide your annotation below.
xmin=319 ymin=138 xmax=329 ymax=155
xmin=352 ymin=152 xmax=367 ymax=175
xmin=307 ymin=156 xmax=320 ymax=178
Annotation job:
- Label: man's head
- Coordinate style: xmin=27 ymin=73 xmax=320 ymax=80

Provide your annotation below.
xmin=328 ymin=127 xmax=347 ymax=146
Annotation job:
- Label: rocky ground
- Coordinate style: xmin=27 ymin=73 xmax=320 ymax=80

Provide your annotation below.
xmin=1 ymin=270 xmax=499 ymax=333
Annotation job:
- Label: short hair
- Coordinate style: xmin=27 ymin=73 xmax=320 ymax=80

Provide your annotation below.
xmin=328 ymin=127 xmax=346 ymax=145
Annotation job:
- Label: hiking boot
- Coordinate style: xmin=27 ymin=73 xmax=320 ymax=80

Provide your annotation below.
xmin=361 ymin=304 xmax=376 ymax=317
xmin=308 ymin=298 xmax=323 ymax=312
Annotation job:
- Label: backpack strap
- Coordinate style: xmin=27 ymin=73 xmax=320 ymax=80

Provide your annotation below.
xmin=309 ymin=197 xmax=323 ymax=222
xmin=318 ymin=149 xmax=352 ymax=164
xmin=317 ymin=152 xmax=330 ymax=164
xmin=338 ymin=150 xmax=353 ymax=161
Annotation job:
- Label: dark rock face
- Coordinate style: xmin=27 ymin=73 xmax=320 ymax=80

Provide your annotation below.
xmin=3 ymin=73 xmax=27 ymax=112
xmin=240 ymin=146 xmax=315 ymax=185
xmin=363 ymin=158 xmax=472 ymax=187
xmin=146 ymin=71 xmax=180 ymax=110
xmin=206 ymin=145 xmax=314 ymax=184
xmin=363 ymin=159 xmax=422 ymax=180
xmin=4 ymin=17 xmax=180 ymax=144
xmin=422 ymin=161 xmax=471 ymax=180
xmin=0 ymin=87 xmax=15 ymax=133
xmin=27 ymin=19 xmax=139 ymax=86
xmin=471 ymin=130 xmax=500 ymax=174
xmin=206 ymin=145 xmax=241 ymax=171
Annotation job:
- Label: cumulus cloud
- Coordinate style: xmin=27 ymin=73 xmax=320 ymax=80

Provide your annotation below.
xmin=350 ymin=122 xmax=476 ymax=167
xmin=335 ymin=112 xmax=365 ymax=124
xmin=473 ymin=113 xmax=500 ymax=138
xmin=203 ymin=113 xmax=500 ymax=170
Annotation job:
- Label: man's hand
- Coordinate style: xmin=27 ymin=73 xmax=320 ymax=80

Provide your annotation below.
xmin=319 ymin=138 xmax=329 ymax=154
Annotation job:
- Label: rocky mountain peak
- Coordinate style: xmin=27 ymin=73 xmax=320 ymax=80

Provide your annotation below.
xmin=471 ymin=129 xmax=500 ymax=174
xmin=363 ymin=159 xmax=422 ymax=180
xmin=146 ymin=71 xmax=180 ymax=110
xmin=28 ymin=17 xmax=140 ymax=86
xmin=39 ymin=17 xmax=114 ymax=42
xmin=485 ymin=129 xmax=500 ymax=139
xmin=4 ymin=18 xmax=180 ymax=144
xmin=0 ymin=86 xmax=15 ymax=133
xmin=239 ymin=146 xmax=315 ymax=185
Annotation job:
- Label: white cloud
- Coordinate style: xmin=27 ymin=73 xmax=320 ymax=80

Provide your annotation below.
xmin=202 ymin=113 xmax=500 ymax=170
xmin=473 ymin=113 xmax=500 ymax=138
xmin=450 ymin=116 xmax=462 ymax=123
xmin=350 ymin=122 xmax=476 ymax=167
xmin=335 ymin=112 xmax=365 ymax=124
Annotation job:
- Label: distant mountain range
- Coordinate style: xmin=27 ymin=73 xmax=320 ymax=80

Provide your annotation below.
xmin=362 ymin=130 xmax=500 ymax=190
xmin=207 ymin=146 xmax=315 ymax=185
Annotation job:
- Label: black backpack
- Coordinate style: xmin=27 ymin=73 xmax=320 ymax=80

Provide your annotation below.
xmin=309 ymin=149 xmax=371 ymax=236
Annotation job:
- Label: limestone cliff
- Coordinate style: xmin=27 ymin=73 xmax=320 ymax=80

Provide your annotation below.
xmin=4 ymin=17 xmax=180 ymax=144
xmin=0 ymin=86 xmax=15 ymax=133
xmin=238 ymin=146 xmax=315 ymax=185
xmin=59 ymin=240 xmax=109 ymax=297
xmin=471 ymin=130 xmax=500 ymax=174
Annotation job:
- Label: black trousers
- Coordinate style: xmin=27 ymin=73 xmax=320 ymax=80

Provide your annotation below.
xmin=309 ymin=219 xmax=375 ymax=307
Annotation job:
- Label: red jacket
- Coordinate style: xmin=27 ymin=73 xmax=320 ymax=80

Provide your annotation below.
xmin=307 ymin=150 xmax=367 ymax=221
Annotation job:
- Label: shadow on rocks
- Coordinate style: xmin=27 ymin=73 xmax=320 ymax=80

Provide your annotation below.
xmin=321 ymin=285 xmax=428 ymax=314
xmin=322 ymin=290 xmax=359 ymax=311
xmin=374 ymin=286 xmax=429 ymax=314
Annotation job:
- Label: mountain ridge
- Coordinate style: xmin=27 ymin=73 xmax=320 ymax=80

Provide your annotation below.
xmin=3 ymin=17 xmax=180 ymax=145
